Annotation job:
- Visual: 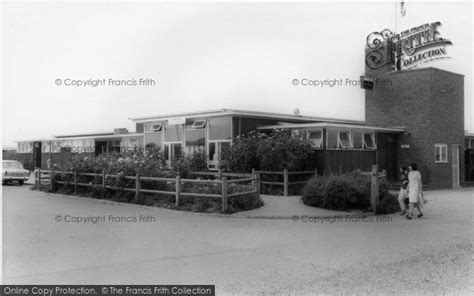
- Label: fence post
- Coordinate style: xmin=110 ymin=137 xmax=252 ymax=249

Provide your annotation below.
xmin=314 ymin=167 xmax=318 ymax=177
xmin=283 ymin=168 xmax=289 ymax=196
xmin=36 ymin=169 xmax=40 ymax=187
xmin=255 ymin=173 xmax=261 ymax=198
xmin=217 ymin=169 xmax=223 ymax=180
xmin=251 ymin=168 xmax=256 ymax=188
xmin=175 ymin=175 xmax=181 ymax=207
xmin=135 ymin=174 xmax=140 ymax=203
xmin=222 ymin=177 xmax=228 ymax=212
xmin=371 ymin=164 xmax=379 ymax=214
xmin=74 ymin=170 xmax=77 ymax=194
xmin=102 ymin=171 xmax=106 ymax=198
xmin=49 ymin=168 xmax=53 ymax=191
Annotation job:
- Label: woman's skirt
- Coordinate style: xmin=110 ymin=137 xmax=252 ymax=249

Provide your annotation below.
xmin=408 ymin=185 xmax=420 ymax=203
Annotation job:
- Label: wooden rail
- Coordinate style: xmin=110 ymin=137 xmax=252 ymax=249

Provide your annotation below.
xmin=37 ymin=169 xmax=259 ymax=212
xmin=252 ymin=168 xmax=318 ymax=196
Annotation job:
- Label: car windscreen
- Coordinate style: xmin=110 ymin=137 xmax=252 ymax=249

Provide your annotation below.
xmin=3 ymin=162 xmax=24 ymax=169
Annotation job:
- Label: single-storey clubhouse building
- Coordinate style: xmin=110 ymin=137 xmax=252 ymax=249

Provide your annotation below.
xmin=14 ymin=65 xmax=473 ymax=189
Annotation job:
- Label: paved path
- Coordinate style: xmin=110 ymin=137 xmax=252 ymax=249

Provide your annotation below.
xmin=231 ymin=194 xmax=362 ymax=219
xmin=2 ymin=185 xmax=473 ymax=295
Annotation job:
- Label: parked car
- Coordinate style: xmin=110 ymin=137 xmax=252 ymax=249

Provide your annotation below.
xmin=2 ymin=160 xmax=30 ymax=185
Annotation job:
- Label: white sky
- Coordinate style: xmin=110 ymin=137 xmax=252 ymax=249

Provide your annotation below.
xmin=2 ymin=1 xmax=473 ymax=148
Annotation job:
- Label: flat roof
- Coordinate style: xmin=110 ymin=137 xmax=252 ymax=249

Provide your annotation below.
xmin=257 ymin=122 xmax=405 ymax=133
xmin=54 ymin=132 xmax=115 ymax=138
xmin=129 ymin=108 xmax=365 ymax=125
xmin=15 ymin=133 xmax=143 ymax=143
xmin=386 ymin=67 xmax=465 ymax=78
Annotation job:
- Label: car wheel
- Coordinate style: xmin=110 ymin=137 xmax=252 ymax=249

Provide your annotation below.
xmin=18 ymin=180 xmax=24 ymax=186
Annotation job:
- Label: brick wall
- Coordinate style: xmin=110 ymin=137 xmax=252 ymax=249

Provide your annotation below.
xmin=365 ymin=56 xmax=465 ymax=188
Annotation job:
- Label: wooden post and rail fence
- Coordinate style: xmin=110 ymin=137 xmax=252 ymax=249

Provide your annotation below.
xmin=35 ymin=164 xmax=386 ymax=213
xmin=35 ymin=169 xmax=259 ymax=212
xmin=251 ymin=168 xmax=318 ymax=197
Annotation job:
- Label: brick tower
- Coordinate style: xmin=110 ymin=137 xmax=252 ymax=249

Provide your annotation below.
xmin=364 ymin=46 xmax=465 ymax=188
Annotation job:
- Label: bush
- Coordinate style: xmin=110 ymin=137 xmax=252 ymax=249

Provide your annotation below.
xmin=227 ymin=131 xmax=262 ymax=173
xmin=227 ymin=130 xmax=314 ymax=173
xmin=188 ymin=150 xmax=208 ymax=172
xmin=376 ymin=192 xmax=400 ymax=214
xmin=302 ymin=170 xmax=396 ymax=213
xmin=302 ymin=176 xmax=327 ymax=207
xmin=324 ymin=176 xmax=364 ymax=210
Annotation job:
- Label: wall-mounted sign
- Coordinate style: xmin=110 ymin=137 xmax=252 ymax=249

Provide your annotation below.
xmin=360 ymin=76 xmax=374 ymax=90
xmin=366 ymin=21 xmax=452 ymax=71
xmin=401 ymin=144 xmax=410 ymax=149
xmin=168 ymin=117 xmax=186 ymax=125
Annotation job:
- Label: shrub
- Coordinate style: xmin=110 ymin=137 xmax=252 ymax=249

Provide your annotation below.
xmin=170 ymin=155 xmax=191 ymax=178
xmin=376 ymin=192 xmax=400 ymax=214
xmin=302 ymin=176 xmax=327 ymax=207
xmin=257 ymin=130 xmax=313 ymax=172
xmin=227 ymin=130 xmax=314 ymax=173
xmin=324 ymin=175 xmax=364 ymax=210
xmin=227 ymin=131 xmax=262 ymax=173
xmin=302 ymin=170 xmax=395 ymax=213
xmin=188 ymin=150 xmax=208 ymax=172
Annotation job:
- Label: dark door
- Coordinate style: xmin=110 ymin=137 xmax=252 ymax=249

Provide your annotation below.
xmin=33 ymin=142 xmax=42 ymax=168
xmin=376 ymin=133 xmax=398 ymax=180
xmin=465 ymin=149 xmax=474 ymax=182
xmin=95 ymin=141 xmax=107 ymax=156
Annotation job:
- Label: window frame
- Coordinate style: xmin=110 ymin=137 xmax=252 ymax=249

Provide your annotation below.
xmin=337 ymin=130 xmax=353 ymax=149
xmin=207 ymin=139 xmax=232 ymax=170
xmin=151 ymin=124 xmax=162 ymax=132
xmin=191 ymin=120 xmax=206 ymax=129
xmin=362 ymin=132 xmax=377 ymax=150
xmin=434 ymin=143 xmax=448 ymax=163
xmin=307 ymin=129 xmax=323 ymax=149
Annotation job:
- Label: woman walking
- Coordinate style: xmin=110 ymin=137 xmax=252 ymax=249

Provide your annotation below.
xmin=406 ymin=163 xmax=423 ymax=219
xmin=398 ymin=165 xmax=409 ymax=215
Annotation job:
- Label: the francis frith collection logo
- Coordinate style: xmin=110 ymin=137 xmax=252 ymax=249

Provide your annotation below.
xmin=366 ymin=21 xmax=453 ymax=71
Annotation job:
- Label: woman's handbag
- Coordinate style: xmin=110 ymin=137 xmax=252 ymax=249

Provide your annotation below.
xmin=418 ymin=192 xmax=427 ymax=207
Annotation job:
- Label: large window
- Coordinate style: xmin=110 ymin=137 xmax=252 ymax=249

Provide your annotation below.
xmin=185 ymin=128 xmax=206 ymax=156
xmin=145 ymin=132 xmax=162 ymax=148
xmin=42 ymin=141 xmax=51 ymax=153
xmin=209 ymin=117 xmax=231 ymax=140
xmin=108 ymin=140 xmax=121 ymax=154
xmin=164 ymin=143 xmax=182 ymax=162
xmin=164 ymin=124 xmax=184 ymax=142
xmin=52 ymin=141 xmax=62 ymax=153
xmin=435 ymin=144 xmax=448 ymax=163
xmin=85 ymin=139 xmax=95 ymax=153
xmin=18 ymin=142 xmax=33 ymax=153
xmin=353 ymin=131 xmax=363 ymax=149
xmin=144 ymin=121 xmax=164 ymax=148
xmin=307 ymin=130 xmax=323 ymax=149
xmin=326 ymin=130 xmax=338 ymax=148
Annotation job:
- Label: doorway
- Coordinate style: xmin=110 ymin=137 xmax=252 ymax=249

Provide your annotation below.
xmin=33 ymin=141 xmax=42 ymax=169
xmin=208 ymin=140 xmax=231 ymax=170
xmin=452 ymin=144 xmax=460 ymax=188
